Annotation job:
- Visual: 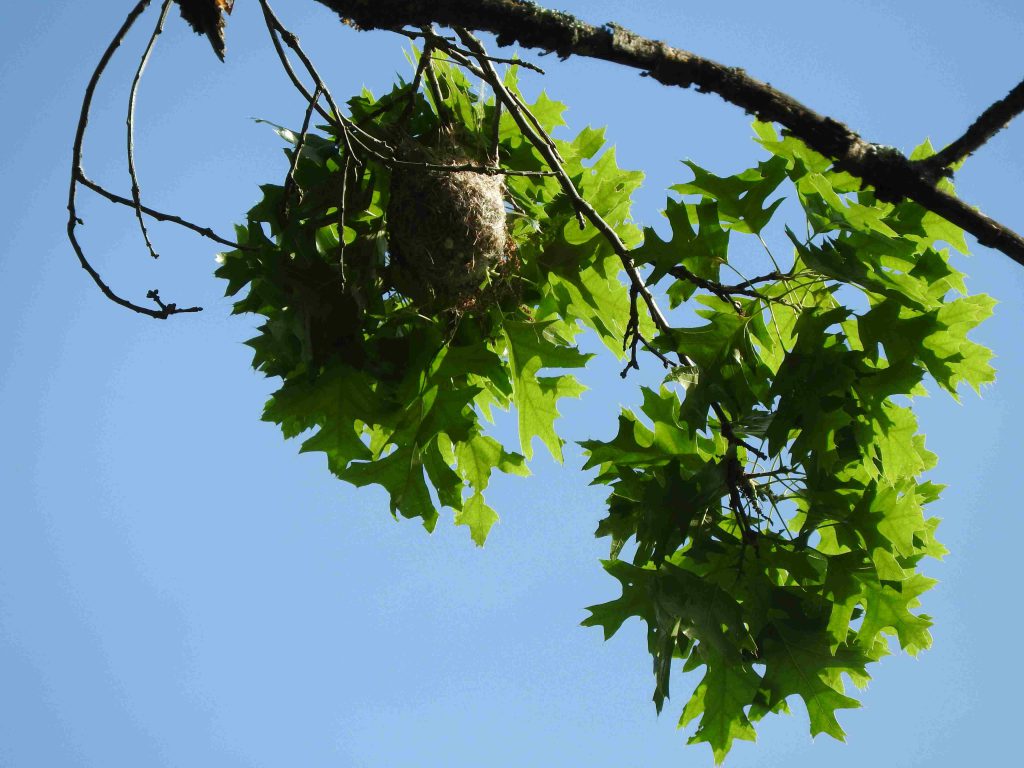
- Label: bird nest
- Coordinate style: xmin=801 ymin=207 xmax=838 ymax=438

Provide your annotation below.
xmin=387 ymin=140 xmax=508 ymax=309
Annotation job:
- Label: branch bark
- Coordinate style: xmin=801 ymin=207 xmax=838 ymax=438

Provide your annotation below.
xmin=312 ymin=0 xmax=1024 ymax=267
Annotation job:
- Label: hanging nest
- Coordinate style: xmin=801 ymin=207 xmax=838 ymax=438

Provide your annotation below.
xmin=386 ymin=139 xmax=508 ymax=309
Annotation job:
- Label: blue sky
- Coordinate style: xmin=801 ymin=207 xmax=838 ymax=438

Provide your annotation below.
xmin=2 ymin=1 xmax=1023 ymax=766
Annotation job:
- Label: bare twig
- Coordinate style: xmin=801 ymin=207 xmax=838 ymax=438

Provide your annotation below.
xmin=405 ymin=30 xmax=564 ymax=162
xmin=467 ymin=49 xmax=544 ymax=74
xmin=397 ymin=41 xmax=434 ymax=126
xmin=283 ymin=84 xmax=323 ymax=220
xmin=338 ymin=152 xmax=351 ymax=283
xmin=489 ymin=85 xmax=502 ymax=164
xmin=457 ymin=28 xmax=669 ymax=340
xmin=669 ymin=264 xmax=750 ymax=312
xmin=620 ymin=284 xmax=641 ymax=378
xmin=258 ymin=0 xmax=365 ymax=164
xmin=726 ymin=452 xmax=757 ymax=552
xmin=389 ymin=158 xmax=555 ymax=176
xmin=926 ymin=78 xmax=1024 ymax=171
xmin=259 ymin=10 xmax=556 ymax=179
xmin=505 ymin=85 xmax=564 ymax=161
xmin=399 ymin=25 xmax=546 ymax=74
xmin=667 ymin=265 xmax=802 ymax=309
xmin=421 ymin=30 xmax=454 ymax=129
xmin=457 ymin=30 xmax=673 ymax=344
xmin=127 ymin=0 xmax=172 ymax=260
xmin=720 ymin=270 xmax=791 ymax=293
xmin=68 ymin=0 xmax=200 ymax=319
xmin=259 ymin=0 xmax=387 ymax=163
xmin=259 ymin=0 xmax=333 ymax=121
xmin=77 ymin=172 xmax=247 ymax=249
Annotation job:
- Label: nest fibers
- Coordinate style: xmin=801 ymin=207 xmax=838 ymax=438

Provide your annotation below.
xmin=387 ymin=142 xmax=508 ymax=308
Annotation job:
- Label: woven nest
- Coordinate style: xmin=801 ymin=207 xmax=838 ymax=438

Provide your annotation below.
xmin=387 ymin=140 xmax=508 ymax=308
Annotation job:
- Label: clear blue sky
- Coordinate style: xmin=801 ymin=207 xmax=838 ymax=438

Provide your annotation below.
xmin=2 ymin=1 xmax=1023 ymax=766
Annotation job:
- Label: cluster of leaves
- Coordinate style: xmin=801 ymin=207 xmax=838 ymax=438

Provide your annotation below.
xmin=216 ymin=55 xmax=993 ymax=761
xmin=216 ymin=57 xmax=645 ymax=544
xmin=582 ymin=128 xmax=993 ymax=760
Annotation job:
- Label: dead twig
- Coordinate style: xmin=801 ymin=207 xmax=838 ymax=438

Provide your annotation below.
xmin=77 ymin=171 xmax=248 ymax=249
xmin=282 ymin=84 xmax=323 ymax=221
xmin=126 ymin=0 xmax=172 ymax=260
xmin=68 ymin=0 xmax=200 ymax=319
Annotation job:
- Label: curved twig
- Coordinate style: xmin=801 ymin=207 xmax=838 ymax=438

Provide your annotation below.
xmin=77 ymin=171 xmax=248 ymax=250
xmin=68 ymin=0 xmax=200 ymax=319
xmin=126 ymin=0 xmax=172 ymax=260
xmin=282 ymin=84 xmax=323 ymax=220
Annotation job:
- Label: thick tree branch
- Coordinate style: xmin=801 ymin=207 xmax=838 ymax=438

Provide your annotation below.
xmin=314 ymin=0 xmax=1024 ymax=267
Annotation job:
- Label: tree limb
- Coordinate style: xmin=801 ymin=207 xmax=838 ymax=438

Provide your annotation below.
xmin=313 ymin=0 xmax=1024 ymax=267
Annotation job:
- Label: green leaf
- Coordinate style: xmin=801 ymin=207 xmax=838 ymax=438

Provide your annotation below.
xmin=455 ymin=432 xmax=530 ymax=493
xmin=455 ymin=492 xmax=500 ymax=546
xmin=582 ymin=560 xmax=655 ymax=639
xmin=757 ymin=629 xmax=871 ymax=740
xmin=680 ymin=656 xmax=760 ymax=764
xmin=339 ymin=445 xmax=438 ymax=531
xmin=921 ymin=294 xmax=997 ymax=394
xmin=671 ymin=155 xmax=787 ymax=234
xmin=856 ymin=573 xmax=936 ymax=654
xmin=503 ymin=320 xmax=591 ymax=460
xmin=636 ymin=198 xmax=728 ymax=293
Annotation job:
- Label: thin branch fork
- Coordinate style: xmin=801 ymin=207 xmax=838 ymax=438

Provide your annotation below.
xmin=258 ymin=3 xmax=556 ymax=179
xmin=68 ymin=0 xmax=200 ymax=319
xmin=316 ymin=0 xmax=1024 ymax=267
xmin=401 ymin=25 xmax=545 ymax=74
xmin=421 ymin=31 xmax=455 ymax=129
xmin=667 ymin=265 xmax=799 ymax=308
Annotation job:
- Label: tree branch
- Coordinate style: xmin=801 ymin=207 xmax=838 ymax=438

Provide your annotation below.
xmin=926 ymin=78 xmax=1024 ymax=170
xmin=314 ymin=0 xmax=1024 ymax=267
xmin=77 ymin=171 xmax=247 ymax=249
xmin=68 ymin=0 xmax=201 ymax=319
xmin=126 ymin=0 xmax=172 ymax=260
xmin=454 ymin=27 xmax=765 ymax=525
